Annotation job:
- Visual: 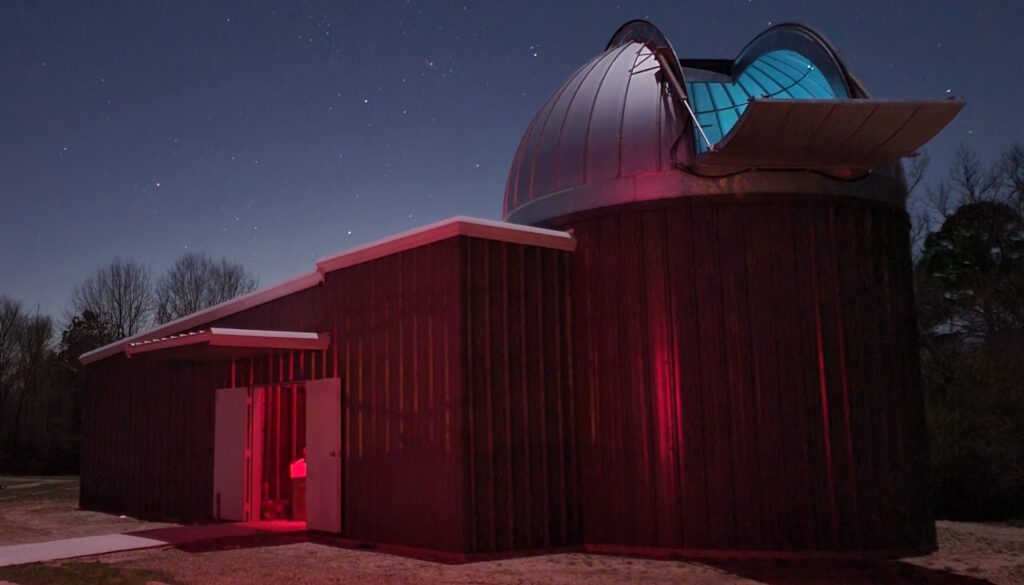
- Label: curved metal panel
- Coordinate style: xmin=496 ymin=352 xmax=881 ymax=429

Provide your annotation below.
xmin=527 ymin=57 xmax=599 ymax=211
xmin=584 ymin=43 xmax=638 ymax=185
xmin=697 ymin=99 xmax=966 ymax=170
xmin=619 ymin=50 xmax=665 ymax=177
xmin=502 ymin=39 xmax=682 ymax=219
xmin=606 ymin=19 xmax=688 ymax=97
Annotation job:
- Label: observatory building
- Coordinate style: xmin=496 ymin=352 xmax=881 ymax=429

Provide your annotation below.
xmin=81 ymin=21 xmax=962 ymax=558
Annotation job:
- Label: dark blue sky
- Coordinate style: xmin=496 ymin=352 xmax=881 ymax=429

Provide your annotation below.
xmin=2 ymin=1 xmax=1020 ymax=317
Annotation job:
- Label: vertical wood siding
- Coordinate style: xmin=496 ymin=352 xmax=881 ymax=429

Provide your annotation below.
xmin=560 ymin=194 xmax=931 ymax=554
xmin=463 ymin=238 xmax=579 ymax=553
xmin=81 ymin=236 xmax=576 ymax=555
xmin=323 ymin=238 xmax=467 ymax=552
xmin=82 ymin=197 xmax=929 ymax=556
xmin=81 ymin=358 xmax=221 ymax=522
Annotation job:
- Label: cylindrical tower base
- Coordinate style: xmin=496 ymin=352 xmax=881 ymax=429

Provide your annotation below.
xmin=552 ymin=193 xmax=933 ymax=555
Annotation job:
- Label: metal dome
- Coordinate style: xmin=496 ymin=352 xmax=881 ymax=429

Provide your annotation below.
xmin=503 ymin=20 xmax=964 ymax=226
xmin=503 ymin=26 xmax=684 ymax=225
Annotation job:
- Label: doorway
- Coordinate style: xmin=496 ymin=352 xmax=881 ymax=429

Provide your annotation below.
xmin=213 ymin=378 xmax=341 ymax=531
xmin=257 ymin=384 xmax=307 ymax=521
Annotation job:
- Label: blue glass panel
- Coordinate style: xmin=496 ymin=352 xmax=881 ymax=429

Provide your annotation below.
xmin=693 ymin=83 xmax=721 ymax=149
xmin=760 ymin=63 xmax=806 ymax=96
xmin=744 ymin=65 xmax=785 ymax=96
xmin=804 ymin=69 xmax=834 ymax=96
xmin=686 ymin=48 xmax=843 ymax=151
xmin=760 ymin=55 xmax=799 ymax=80
xmin=764 ymin=52 xmax=807 ymax=80
xmin=724 ymin=82 xmax=751 ymax=105
xmin=708 ymin=84 xmax=741 ymax=141
xmin=737 ymin=75 xmax=767 ymax=99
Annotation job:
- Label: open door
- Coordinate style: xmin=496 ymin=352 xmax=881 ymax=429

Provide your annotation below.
xmin=305 ymin=377 xmax=342 ymax=533
xmin=213 ymin=386 xmax=248 ymax=520
xmin=213 ymin=386 xmax=263 ymax=521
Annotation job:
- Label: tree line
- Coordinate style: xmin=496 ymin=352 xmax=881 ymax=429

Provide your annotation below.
xmin=910 ymin=145 xmax=1024 ymax=521
xmin=0 ymin=252 xmax=257 ymax=473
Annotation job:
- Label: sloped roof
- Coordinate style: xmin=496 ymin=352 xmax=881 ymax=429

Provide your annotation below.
xmin=80 ymin=216 xmax=574 ymax=365
xmin=124 ymin=328 xmax=330 ymax=361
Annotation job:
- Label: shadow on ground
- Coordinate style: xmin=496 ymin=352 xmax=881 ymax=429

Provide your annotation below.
xmin=129 ymin=523 xmax=307 ymax=554
xmin=127 ymin=525 xmax=1000 ymax=584
xmin=708 ymin=558 xmax=994 ymax=584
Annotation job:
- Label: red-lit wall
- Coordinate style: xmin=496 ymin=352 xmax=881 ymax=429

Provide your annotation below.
xmin=554 ymin=193 xmax=932 ymax=555
xmin=81 ymin=236 xmax=576 ymax=554
xmin=83 ymin=196 xmax=929 ymax=556
xmin=464 ymin=238 xmax=580 ymax=552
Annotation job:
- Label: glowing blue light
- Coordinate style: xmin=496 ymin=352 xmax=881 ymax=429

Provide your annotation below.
xmin=686 ymin=50 xmax=843 ymax=153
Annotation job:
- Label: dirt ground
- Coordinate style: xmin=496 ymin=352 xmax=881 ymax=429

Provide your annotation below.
xmin=0 ymin=476 xmax=174 ymax=545
xmin=93 ymin=525 xmax=1023 ymax=585
xmin=101 ymin=545 xmax=760 ymax=585
xmin=1 ymin=476 xmax=1022 ymax=584
xmin=905 ymin=520 xmax=1024 ymax=584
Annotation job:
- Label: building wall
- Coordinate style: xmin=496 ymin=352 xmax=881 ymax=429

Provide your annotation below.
xmin=81 ymin=357 xmax=223 ymax=522
xmin=557 ymin=193 xmax=932 ymax=554
xmin=80 ymin=284 xmax=332 ymax=522
xmin=81 ymin=236 xmax=576 ymax=555
xmin=320 ymin=239 xmax=468 ymax=552
xmin=463 ymin=238 xmax=579 ymax=553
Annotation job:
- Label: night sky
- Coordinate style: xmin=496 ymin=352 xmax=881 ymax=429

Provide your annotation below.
xmin=2 ymin=1 xmax=1020 ymax=317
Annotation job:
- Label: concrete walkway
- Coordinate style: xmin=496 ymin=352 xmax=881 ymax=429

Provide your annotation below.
xmin=0 ymin=534 xmax=167 ymax=567
xmin=0 ymin=521 xmax=307 ymax=567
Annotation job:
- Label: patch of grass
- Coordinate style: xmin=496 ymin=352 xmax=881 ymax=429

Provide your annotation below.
xmin=0 ymin=478 xmax=79 ymax=504
xmin=0 ymin=561 xmax=183 ymax=585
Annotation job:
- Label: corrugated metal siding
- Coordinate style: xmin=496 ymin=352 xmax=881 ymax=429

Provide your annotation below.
xmin=560 ymin=194 xmax=931 ymax=554
xmin=324 ymin=238 xmax=468 ymax=552
xmin=81 ymin=358 xmax=223 ymax=522
xmin=82 ymin=240 xmax=469 ymax=551
xmin=463 ymin=238 xmax=579 ymax=553
xmin=81 ymin=287 xmax=333 ymax=522
xmin=82 ymin=236 xmax=578 ymax=555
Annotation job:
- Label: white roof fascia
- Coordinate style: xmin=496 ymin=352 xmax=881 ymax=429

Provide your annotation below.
xmin=123 ymin=328 xmax=329 ymax=358
xmin=315 ymin=216 xmax=575 ymax=274
xmin=80 ymin=216 xmax=575 ymax=365
xmin=80 ymin=270 xmax=324 ymax=365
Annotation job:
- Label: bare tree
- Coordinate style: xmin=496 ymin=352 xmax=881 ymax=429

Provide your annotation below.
xmin=909 ymin=146 xmax=1007 ymax=259
xmin=70 ymin=259 xmax=154 ymax=338
xmin=0 ymin=298 xmax=58 ymax=468
xmin=0 ymin=297 xmax=24 ymax=434
xmin=8 ymin=313 xmax=54 ymax=455
xmin=905 ymin=152 xmax=930 ymax=197
xmin=948 ymin=145 xmax=1001 ymax=204
xmin=905 ymin=153 xmax=932 ymax=252
xmin=1000 ymin=143 xmax=1024 ymax=216
xmin=155 ymin=253 xmax=258 ymax=324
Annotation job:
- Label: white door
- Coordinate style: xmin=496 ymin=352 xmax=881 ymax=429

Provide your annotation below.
xmin=213 ymin=386 xmax=248 ymax=521
xmin=248 ymin=386 xmax=265 ymax=522
xmin=306 ymin=378 xmax=342 ymax=532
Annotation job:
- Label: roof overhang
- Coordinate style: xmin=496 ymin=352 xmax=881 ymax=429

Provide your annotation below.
xmin=696 ymin=98 xmax=965 ymax=170
xmin=124 ymin=328 xmax=330 ymax=362
xmin=79 ymin=270 xmax=325 ymax=365
xmin=80 ymin=216 xmax=575 ymax=365
xmin=315 ymin=215 xmax=575 ymax=273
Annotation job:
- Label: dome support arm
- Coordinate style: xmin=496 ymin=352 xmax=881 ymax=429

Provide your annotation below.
xmin=654 ymin=50 xmax=715 ymax=153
